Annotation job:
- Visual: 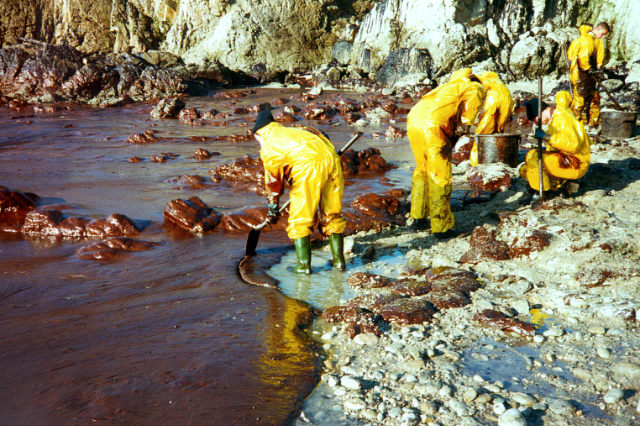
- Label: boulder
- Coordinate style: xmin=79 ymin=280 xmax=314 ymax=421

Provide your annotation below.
xmin=163 ymin=196 xmax=221 ymax=234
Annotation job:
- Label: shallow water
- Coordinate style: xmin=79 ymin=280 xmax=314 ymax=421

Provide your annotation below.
xmin=0 ymin=88 xmax=413 ymax=423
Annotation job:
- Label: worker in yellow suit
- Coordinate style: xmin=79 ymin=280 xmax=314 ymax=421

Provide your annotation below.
xmin=407 ymin=69 xmax=485 ymax=238
xmin=519 ymin=91 xmax=591 ymax=193
xmin=567 ymin=22 xmax=610 ymax=127
xmin=253 ymin=109 xmax=346 ymax=274
xmin=469 ymin=71 xmax=514 ymax=166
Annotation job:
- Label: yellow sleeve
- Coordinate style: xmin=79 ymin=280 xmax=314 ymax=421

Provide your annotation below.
xmin=576 ymin=38 xmax=594 ymax=72
xmin=547 ymin=112 xmax=580 ymax=154
xmin=595 ymin=39 xmax=605 ymax=68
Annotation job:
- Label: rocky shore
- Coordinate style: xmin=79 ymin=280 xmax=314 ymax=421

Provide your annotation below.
xmin=293 ymin=132 xmax=640 ymax=425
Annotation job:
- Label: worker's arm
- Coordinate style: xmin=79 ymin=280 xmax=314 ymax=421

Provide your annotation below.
xmin=263 ymin=165 xmax=285 ymax=223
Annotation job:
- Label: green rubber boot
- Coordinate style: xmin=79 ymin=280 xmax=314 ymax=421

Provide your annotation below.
xmin=293 ymin=236 xmax=312 ymax=274
xmin=329 ymin=233 xmax=346 ymax=271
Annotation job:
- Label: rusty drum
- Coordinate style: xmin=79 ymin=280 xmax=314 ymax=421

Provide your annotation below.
xmin=475 ymin=134 xmax=521 ymax=167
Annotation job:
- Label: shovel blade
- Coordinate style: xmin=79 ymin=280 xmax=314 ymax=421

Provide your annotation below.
xmin=245 ymin=228 xmax=262 ymax=256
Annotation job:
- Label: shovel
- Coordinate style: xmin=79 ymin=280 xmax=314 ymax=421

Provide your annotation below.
xmin=244 ymin=131 xmax=362 ymax=256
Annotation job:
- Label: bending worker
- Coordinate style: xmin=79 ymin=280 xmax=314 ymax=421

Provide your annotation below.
xmin=519 ymin=91 xmax=591 ymax=194
xmin=407 ymin=68 xmax=485 ymax=237
xmin=567 ymin=22 xmax=610 ymax=128
xmin=252 ymin=109 xmax=346 ymax=274
xmin=469 ymin=71 xmax=514 ymax=166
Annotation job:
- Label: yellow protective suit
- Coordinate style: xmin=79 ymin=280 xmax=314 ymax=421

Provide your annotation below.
xmin=567 ymin=25 xmax=605 ymax=126
xmin=519 ymin=91 xmax=591 ymax=191
xmin=407 ymin=72 xmax=485 ymax=233
xmin=470 ymin=71 xmax=514 ymax=166
xmin=256 ymin=122 xmax=346 ymax=240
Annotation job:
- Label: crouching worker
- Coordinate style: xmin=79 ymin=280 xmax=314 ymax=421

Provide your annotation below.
xmin=519 ymin=91 xmax=591 ymax=195
xmin=253 ymin=109 xmax=346 ymax=274
xmin=407 ymin=68 xmax=485 ymax=238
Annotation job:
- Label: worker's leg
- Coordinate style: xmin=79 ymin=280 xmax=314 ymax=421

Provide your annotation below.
xmin=588 ymin=90 xmax=601 ymax=127
xmin=408 ymin=124 xmax=430 ymax=223
xmin=319 ymin=164 xmax=347 ymax=270
xmin=425 ymin=131 xmax=454 ymax=234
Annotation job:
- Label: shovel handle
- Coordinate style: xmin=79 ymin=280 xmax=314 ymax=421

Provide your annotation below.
xmin=252 ymin=131 xmax=362 ymax=231
xmin=536 ymin=77 xmax=544 ymax=202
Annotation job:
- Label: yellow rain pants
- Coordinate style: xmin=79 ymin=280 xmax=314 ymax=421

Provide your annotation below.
xmin=567 ymin=25 xmax=605 ymax=126
xmin=256 ymin=122 xmax=346 ymax=240
xmin=520 ymin=91 xmax=591 ymax=191
xmin=470 ymin=71 xmax=514 ymax=166
xmin=407 ymin=73 xmax=485 ymax=233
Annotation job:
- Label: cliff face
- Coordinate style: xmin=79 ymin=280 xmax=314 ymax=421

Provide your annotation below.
xmin=1 ymin=0 xmax=639 ymax=84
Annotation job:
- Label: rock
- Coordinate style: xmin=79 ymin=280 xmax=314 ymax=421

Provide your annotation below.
xmin=547 ymin=398 xmax=575 ymax=415
xmin=0 ymin=186 xmax=39 ymax=232
xmin=512 ymin=393 xmax=536 ymax=407
xmin=151 ymin=98 xmax=186 ymax=119
xmin=462 ymin=387 xmax=478 ymax=403
xmin=508 ymin=229 xmax=552 ymax=258
xmin=542 ymin=327 xmax=563 ymax=338
xmin=467 ymin=164 xmax=513 ymax=192
xmin=498 ymin=408 xmax=527 ymax=426
xmin=612 ymin=362 xmax=640 ymax=382
xmin=349 ymin=191 xmax=407 ymax=229
xmin=208 ymin=155 xmax=266 ymax=194
xmin=460 ymin=226 xmax=511 ymax=264
xmin=76 ymin=237 xmax=159 ymax=260
xmin=603 ymin=388 xmax=624 ymax=404
xmin=353 ymin=333 xmax=379 ymax=345
xmin=126 ymin=131 xmax=158 ymax=144
xmin=341 ymin=376 xmax=361 ymax=390
xmin=163 ymin=196 xmax=221 ymax=234
xmin=344 ymin=397 xmax=367 ymax=411
xmin=472 ymin=309 xmax=536 ymax=338
xmin=378 ymin=298 xmax=437 ymax=325
xmin=346 ymin=272 xmax=392 ymax=289
xmin=340 ymin=147 xmax=394 ymax=177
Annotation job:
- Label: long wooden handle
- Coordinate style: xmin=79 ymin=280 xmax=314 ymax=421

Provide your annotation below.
xmin=537 ymin=77 xmax=544 ymax=202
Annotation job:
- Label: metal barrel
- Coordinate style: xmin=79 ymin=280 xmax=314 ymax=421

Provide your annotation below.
xmin=475 ymin=134 xmax=521 ymax=167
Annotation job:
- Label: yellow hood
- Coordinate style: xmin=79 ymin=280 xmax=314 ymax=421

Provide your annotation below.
xmin=555 ymin=91 xmax=572 ymax=111
xmin=578 ymin=25 xmax=593 ymax=36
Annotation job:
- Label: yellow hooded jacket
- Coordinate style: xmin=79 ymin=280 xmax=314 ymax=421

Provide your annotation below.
xmin=407 ymin=73 xmax=485 ymax=232
xmin=256 ymin=122 xmax=345 ymax=240
xmin=520 ymin=91 xmax=591 ymax=191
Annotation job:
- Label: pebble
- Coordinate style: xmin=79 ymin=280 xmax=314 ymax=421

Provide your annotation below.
xmin=542 ymin=327 xmax=564 ymax=338
xmin=511 ymin=299 xmax=530 ymax=315
xmin=596 ymin=345 xmax=611 ymax=359
xmin=547 ymin=398 xmax=575 ymax=415
xmin=439 ymin=384 xmax=454 ymax=398
xmin=533 ymin=335 xmax=545 ymax=343
xmin=498 ymin=408 xmax=527 ymax=426
xmin=493 ymin=399 xmax=507 ymax=415
xmin=341 ymin=376 xmax=361 ymax=390
xmin=603 ymin=388 xmax=624 ymax=404
xmin=344 ymin=397 xmax=367 ymax=411
xmin=353 ymin=333 xmax=379 ymax=345
xmin=448 ymin=399 xmax=468 ymax=417
xmin=475 ymin=393 xmax=493 ymax=404
xmin=326 ymin=375 xmax=339 ymax=387
xmin=388 ymin=406 xmax=403 ymax=418
xmin=512 ymin=393 xmax=537 ymax=406
xmin=462 ymin=387 xmax=479 ymax=403
xmin=485 ymin=383 xmax=502 ymax=393
xmin=636 ymin=400 xmax=640 ymax=414
xmin=386 ymin=343 xmax=404 ymax=354
xmin=473 ymin=374 xmax=484 ymax=383
xmin=589 ymin=326 xmax=606 ymax=335
xmin=510 ymin=280 xmax=533 ymax=295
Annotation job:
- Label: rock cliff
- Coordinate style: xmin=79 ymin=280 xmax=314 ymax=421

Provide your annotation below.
xmin=1 ymin=0 xmax=639 ymax=86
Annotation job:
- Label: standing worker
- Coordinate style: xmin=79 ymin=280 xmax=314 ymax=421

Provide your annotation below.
xmin=407 ymin=68 xmax=485 ymax=238
xmin=567 ymin=22 xmax=610 ymax=128
xmin=519 ymin=91 xmax=592 ymax=196
xmin=469 ymin=71 xmax=514 ymax=166
xmin=252 ymin=109 xmax=346 ymax=274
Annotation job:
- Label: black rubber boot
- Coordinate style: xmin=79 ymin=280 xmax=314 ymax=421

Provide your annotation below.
xmin=411 ymin=218 xmax=429 ymax=231
xmin=329 ymin=233 xmax=346 ymax=271
xmin=293 ymin=236 xmax=311 ymax=274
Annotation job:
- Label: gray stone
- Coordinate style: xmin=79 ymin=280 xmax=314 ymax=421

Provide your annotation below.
xmin=341 ymin=376 xmax=361 ymax=390
xmin=603 ymin=388 xmax=624 ymax=404
xmin=332 ymin=41 xmax=353 ymax=66
xmin=344 ymin=397 xmax=367 ymax=411
xmin=512 ymin=393 xmax=537 ymax=407
xmin=547 ymin=398 xmax=575 ymax=415
xmin=498 ymin=408 xmax=527 ymax=426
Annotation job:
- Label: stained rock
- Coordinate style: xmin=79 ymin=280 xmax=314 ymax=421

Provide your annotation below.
xmin=467 ymin=164 xmax=513 ymax=192
xmin=274 ymin=111 xmax=297 ymax=123
xmin=351 ymin=192 xmax=406 ymax=225
xmin=423 ymin=291 xmax=472 ymax=310
xmin=85 ymin=214 xmax=140 ymax=238
xmin=126 ymin=130 xmax=158 ymax=144
xmin=178 ymin=107 xmax=203 ymax=125
xmin=219 ymin=206 xmax=287 ymax=233
xmin=322 ymin=305 xmax=382 ymax=338
xmin=304 ymin=103 xmax=335 ymax=120
xmin=346 ymin=272 xmax=392 ymax=289
xmin=193 ymin=148 xmax=218 ymax=160
xmin=347 ymin=293 xmax=401 ymax=312
xmin=218 ymin=130 xmax=253 ymax=142
xmin=460 ymin=226 xmax=511 ymax=264
xmin=0 ymin=186 xmax=39 ymax=232
xmin=163 ymin=196 xmax=221 ymax=234
xmin=150 ymin=98 xmax=185 ymax=119
xmin=385 ymin=124 xmax=406 ymax=139
xmin=340 ymin=148 xmax=394 ymax=176
xmin=378 ymin=298 xmax=437 ymax=325
xmin=508 ymin=229 xmax=552 ymax=258
xmin=167 ymin=175 xmax=209 ymax=189
xmin=76 ymin=237 xmax=159 ymax=260
xmin=21 ymin=211 xmax=140 ymax=239
xmin=209 ymin=155 xmax=266 ymax=194
xmin=390 ymin=279 xmax=431 ymax=297
xmin=472 ymin=309 xmax=536 ymax=338
xmin=128 ymin=156 xmax=143 ymax=163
